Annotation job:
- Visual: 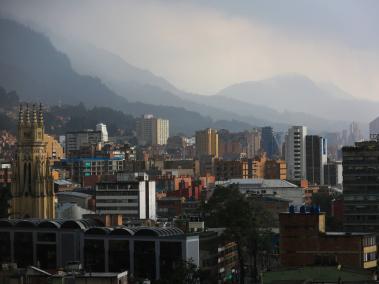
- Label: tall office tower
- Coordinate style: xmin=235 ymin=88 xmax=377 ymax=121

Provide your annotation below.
xmin=195 ymin=128 xmax=219 ymax=158
xmin=369 ymin=117 xmax=379 ymax=137
xmin=11 ymin=104 xmax=55 ymax=219
xmin=261 ymin=126 xmax=280 ymax=159
xmin=136 ymin=114 xmax=169 ymax=146
xmin=247 ymin=129 xmax=261 ymax=158
xmin=305 ymin=135 xmax=327 ymax=185
xmin=96 ymin=123 xmax=109 ymax=142
xmin=343 ymin=140 xmax=379 ymax=232
xmin=285 ymin=126 xmax=307 ymax=181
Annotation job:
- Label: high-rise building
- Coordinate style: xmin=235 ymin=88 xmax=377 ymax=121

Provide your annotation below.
xmin=11 ymin=104 xmax=55 ymax=219
xmin=324 ymin=161 xmax=343 ymax=187
xmin=285 ymin=126 xmax=307 ymax=181
xmin=195 ymin=128 xmax=219 ymax=158
xmin=305 ymin=135 xmax=327 ymax=185
xmin=369 ymin=117 xmax=379 ymax=137
xmin=247 ymin=129 xmax=261 ymax=158
xmin=96 ymin=123 xmax=109 ymax=142
xmin=65 ymin=130 xmax=102 ymax=154
xmin=261 ymin=127 xmax=279 ymax=159
xmin=136 ymin=114 xmax=169 ymax=146
xmin=343 ymin=140 xmax=379 ymax=232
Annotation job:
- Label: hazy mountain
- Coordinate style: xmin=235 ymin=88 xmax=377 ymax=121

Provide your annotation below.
xmin=0 ymin=18 xmax=260 ymax=135
xmin=216 ymin=74 xmax=378 ymax=123
xmin=46 ymin=34 xmax=353 ymax=132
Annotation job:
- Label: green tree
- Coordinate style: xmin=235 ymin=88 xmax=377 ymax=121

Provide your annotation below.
xmin=204 ymin=185 xmax=274 ymax=283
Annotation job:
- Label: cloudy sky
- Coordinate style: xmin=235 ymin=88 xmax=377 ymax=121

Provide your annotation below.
xmin=1 ymin=0 xmax=379 ymax=99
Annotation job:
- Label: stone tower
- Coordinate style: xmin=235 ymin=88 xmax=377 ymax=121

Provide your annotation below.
xmin=11 ymin=104 xmax=55 ymax=219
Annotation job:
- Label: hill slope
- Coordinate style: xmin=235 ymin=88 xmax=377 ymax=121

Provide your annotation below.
xmin=0 ymin=18 xmax=256 ymax=135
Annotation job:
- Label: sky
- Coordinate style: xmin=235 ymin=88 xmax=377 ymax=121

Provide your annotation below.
xmin=1 ymin=0 xmax=379 ymax=99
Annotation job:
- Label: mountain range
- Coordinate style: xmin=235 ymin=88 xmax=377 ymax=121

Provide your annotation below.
xmin=1 ymin=18 xmax=376 ymax=136
xmin=0 ymin=18 xmax=254 ymax=135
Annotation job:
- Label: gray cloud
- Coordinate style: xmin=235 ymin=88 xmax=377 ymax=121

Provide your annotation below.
xmin=1 ymin=0 xmax=379 ymax=100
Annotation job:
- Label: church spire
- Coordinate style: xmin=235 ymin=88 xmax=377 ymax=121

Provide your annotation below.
xmin=32 ymin=104 xmax=38 ymax=126
xmin=24 ymin=104 xmax=31 ymax=125
xmin=18 ymin=104 xmax=24 ymax=125
xmin=38 ymin=103 xmax=44 ymax=127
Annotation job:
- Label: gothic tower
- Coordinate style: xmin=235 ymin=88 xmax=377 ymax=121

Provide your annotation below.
xmin=11 ymin=104 xmax=55 ymax=219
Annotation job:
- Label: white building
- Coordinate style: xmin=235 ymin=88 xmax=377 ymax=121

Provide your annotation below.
xmin=136 ymin=114 xmax=169 ymax=146
xmin=96 ymin=123 xmax=109 ymax=142
xmin=217 ymin=178 xmax=304 ymax=206
xmin=96 ymin=172 xmax=156 ymax=220
xmin=285 ymin=126 xmax=307 ymax=181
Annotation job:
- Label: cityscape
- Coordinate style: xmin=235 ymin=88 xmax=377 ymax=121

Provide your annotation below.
xmin=0 ymin=1 xmax=379 ymax=284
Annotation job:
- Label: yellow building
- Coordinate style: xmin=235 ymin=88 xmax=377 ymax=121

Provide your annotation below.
xmin=11 ymin=104 xmax=55 ymax=219
xmin=44 ymin=134 xmax=64 ymax=163
xmin=195 ymin=128 xmax=219 ymax=158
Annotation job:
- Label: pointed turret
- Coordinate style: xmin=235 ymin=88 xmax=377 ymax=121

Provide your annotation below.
xmin=38 ymin=103 xmax=44 ymax=127
xmin=32 ymin=104 xmax=38 ymax=127
xmin=18 ymin=104 xmax=24 ymax=125
xmin=24 ymin=104 xmax=31 ymax=125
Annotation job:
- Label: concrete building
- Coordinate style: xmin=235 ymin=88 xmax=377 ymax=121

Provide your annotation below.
xmin=96 ymin=172 xmax=156 ymax=220
xmin=306 ymin=135 xmax=327 ymax=185
xmin=285 ymin=126 xmax=307 ymax=181
xmin=136 ymin=114 xmax=169 ymax=146
xmin=324 ymin=161 xmax=343 ymax=187
xmin=280 ymin=210 xmax=377 ymax=269
xmin=11 ymin=104 xmax=55 ymax=219
xmin=62 ymin=157 xmax=124 ymax=185
xmin=217 ymin=178 xmax=304 ymax=206
xmin=65 ymin=130 xmax=102 ymax=154
xmin=264 ymin=160 xmax=287 ymax=180
xmin=195 ymin=128 xmax=219 ymax=158
xmin=213 ymin=159 xmax=249 ymax=180
xmin=247 ymin=129 xmax=261 ymax=159
xmin=0 ymin=219 xmax=199 ymax=281
xmin=343 ymin=140 xmax=379 ymax=232
xmin=96 ymin=123 xmax=109 ymax=143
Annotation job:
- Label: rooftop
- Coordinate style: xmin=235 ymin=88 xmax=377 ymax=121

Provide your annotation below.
xmin=218 ymin=178 xmax=298 ymax=188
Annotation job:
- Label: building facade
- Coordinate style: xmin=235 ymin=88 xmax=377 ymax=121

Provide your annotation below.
xmin=280 ymin=211 xmax=377 ymax=269
xmin=285 ymin=126 xmax=307 ymax=181
xmin=0 ymin=219 xmax=199 ymax=281
xmin=324 ymin=161 xmax=343 ymax=187
xmin=261 ymin=126 xmax=279 ymax=159
xmin=96 ymin=173 xmax=156 ymax=220
xmin=65 ymin=130 xmax=102 ymax=154
xmin=11 ymin=104 xmax=55 ymax=219
xmin=343 ymin=141 xmax=379 ymax=232
xmin=136 ymin=114 xmax=169 ymax=146
xmin=96 ymin=123 xmax=109 ymax=143
xmin=195 ymin=128 xmax=219 ymax=158
xmin=306 ymin=135 xmax=327 ymax=185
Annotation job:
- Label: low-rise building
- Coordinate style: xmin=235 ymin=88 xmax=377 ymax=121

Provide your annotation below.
xmin=279 ymin=210 xmax=377 ymax=270
xmin=0 ymin=219 xmax=199 ymax=281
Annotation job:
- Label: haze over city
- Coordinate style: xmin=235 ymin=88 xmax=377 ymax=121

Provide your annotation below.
xmin=1 ymin=1 xmax=379 ymax=283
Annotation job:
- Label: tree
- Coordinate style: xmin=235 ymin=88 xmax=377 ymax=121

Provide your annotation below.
xmin=0 ymin=184 xmax=12 ymax=218
xmin=155 ymin=259 xmax=200 ymax=284
xmin=203 ymin=185 xmax=274 ymax=283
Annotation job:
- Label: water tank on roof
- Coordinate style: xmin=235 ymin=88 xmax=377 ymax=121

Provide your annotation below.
xmin=300 ymin=205 xmax=306 ymax=214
